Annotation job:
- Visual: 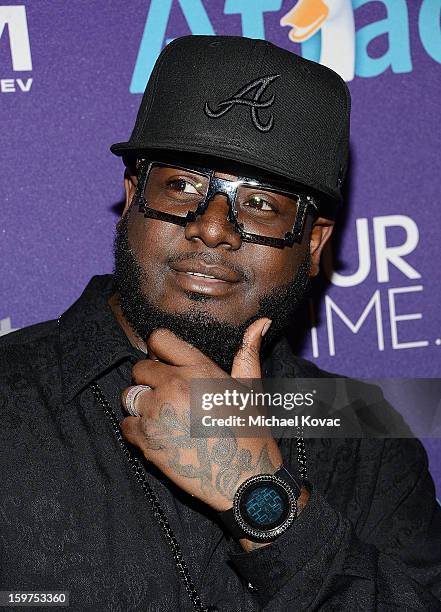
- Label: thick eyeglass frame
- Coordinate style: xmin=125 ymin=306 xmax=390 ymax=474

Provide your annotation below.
xmin=133 ymin=158 xmax=319 ymax=249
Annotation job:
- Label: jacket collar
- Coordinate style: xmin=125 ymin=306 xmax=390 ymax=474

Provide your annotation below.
xmin=58 ymin=275 xmax=139 ymax=403
xmin=58 ymin=274 xmax=319 ymax=403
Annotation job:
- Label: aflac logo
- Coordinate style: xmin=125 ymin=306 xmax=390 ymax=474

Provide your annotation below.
xmin=280 ymin=0 xmax=355 ymax=81
xmin=0 ymin=5 xmax=33 ymax=93
xmin=131 ymin=0 xmax=441 ymax=93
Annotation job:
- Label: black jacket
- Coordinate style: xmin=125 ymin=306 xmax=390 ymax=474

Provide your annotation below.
xmin=1 ymin=275 xmax=440 ymax=611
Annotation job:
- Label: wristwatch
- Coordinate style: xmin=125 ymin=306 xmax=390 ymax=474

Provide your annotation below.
xmin=218 ymin=465 xmax=302 ymax=543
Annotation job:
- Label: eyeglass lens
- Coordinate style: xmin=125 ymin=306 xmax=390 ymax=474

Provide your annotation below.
xmin=144 ymin=164 xmax=300 ymax=240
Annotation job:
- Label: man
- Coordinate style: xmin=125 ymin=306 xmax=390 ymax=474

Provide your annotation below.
xmin=1 ymin=35 xmax=440 ymax=611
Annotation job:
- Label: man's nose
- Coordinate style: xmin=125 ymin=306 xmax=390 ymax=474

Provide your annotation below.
xmin=184 ymin=194 xmax=242 ymax=250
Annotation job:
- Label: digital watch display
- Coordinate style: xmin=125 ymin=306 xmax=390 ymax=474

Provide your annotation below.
xmin=219 ymin=466 xmax=301 ymax=542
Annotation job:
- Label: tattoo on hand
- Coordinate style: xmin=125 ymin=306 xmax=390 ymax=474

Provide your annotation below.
xmin=141 ymin=402 xmax=277 ymax=501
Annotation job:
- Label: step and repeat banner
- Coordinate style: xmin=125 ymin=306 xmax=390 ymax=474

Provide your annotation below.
xmin=1 ymin=1 xmax=440 ymax=492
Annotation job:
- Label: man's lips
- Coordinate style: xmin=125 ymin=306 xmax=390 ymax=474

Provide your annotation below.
xmin=168 ymin=260 xmax=243 ymax=296
xmin=169 ymin=261 xmax=242 ymax=283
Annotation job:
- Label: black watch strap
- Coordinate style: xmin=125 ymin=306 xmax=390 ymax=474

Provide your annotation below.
xmin=218 ymin=465 xmax=302 ymax=541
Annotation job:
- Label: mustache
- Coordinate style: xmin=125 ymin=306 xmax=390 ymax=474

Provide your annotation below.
xmin=166 ymin=251 xmax=253 ymax=283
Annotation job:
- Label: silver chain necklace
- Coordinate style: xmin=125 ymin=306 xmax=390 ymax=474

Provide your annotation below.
xmin=90 ymin=381 xmax=307 ymax=612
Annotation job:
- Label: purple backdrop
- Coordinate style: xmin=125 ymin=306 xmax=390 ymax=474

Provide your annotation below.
xmin=1 ymin=0 xmax=440 ymax=493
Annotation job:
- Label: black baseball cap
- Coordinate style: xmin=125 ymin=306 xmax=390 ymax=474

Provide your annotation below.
xmin=111 ymin=35 xmax=351 ymax=218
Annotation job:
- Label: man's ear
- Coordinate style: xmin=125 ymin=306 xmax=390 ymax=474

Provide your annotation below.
xmin=122 ymin=168 xmax=138 ymax=217
xmin=308 ymin=217 xmax=335 ymax=277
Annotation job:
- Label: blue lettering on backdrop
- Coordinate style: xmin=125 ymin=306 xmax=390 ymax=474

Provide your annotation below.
xmin=301 ymin=32 xmax=321 ymax=65
xmin=131 ymin=0 xmax=440 ymax=93
xmin=130 ymin=0 xmax=214 ymax=94
xmin=224 ymin=0 xmax=282 ymax=39
xmin=353 ymin=0 xmax=412 ymax=77
xmin=419 ymin=0 xmax=441 ymax=63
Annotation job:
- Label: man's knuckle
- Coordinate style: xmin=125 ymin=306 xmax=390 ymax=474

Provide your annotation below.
xmin=131 ymin=361 xmax=145 ymax=383
xmin=121 ymin=418 xmax=136 ymax=438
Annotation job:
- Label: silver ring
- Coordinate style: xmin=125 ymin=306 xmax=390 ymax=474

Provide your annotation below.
xmin=125 ymin=384 xmax=152 ymax=417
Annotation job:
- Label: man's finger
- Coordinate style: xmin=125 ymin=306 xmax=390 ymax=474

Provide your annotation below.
xmin=231 ymin=318 xmax=272 ymax=379
xmin=146 ymin=328 xmax=210 ymax=366
xmin=131 ymin=358 xmax=180 ymax=386
xmin=120 ymin=416 xmax=143 ymax=444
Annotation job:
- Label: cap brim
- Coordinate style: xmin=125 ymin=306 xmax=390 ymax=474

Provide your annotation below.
xmin=110 ymin=141 xmax=138 ymax=156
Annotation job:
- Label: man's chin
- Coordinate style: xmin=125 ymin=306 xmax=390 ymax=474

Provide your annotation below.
xmin=118 ymin=291 xmax=251 ymax=372
xmin=116 ymin=278 xmax=309 ymax=373
xmin=113 ymin=212 xmax=311 ymax=372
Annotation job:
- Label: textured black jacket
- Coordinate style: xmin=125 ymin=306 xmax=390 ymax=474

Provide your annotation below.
xmin=1 ymin=275 xmax=440 ymax=611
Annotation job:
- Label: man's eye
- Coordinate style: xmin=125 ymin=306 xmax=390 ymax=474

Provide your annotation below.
xmin=168 ymin=179 xmax=200 ymax=194
xmin=245 ymin=195 xmax=276 ymax=212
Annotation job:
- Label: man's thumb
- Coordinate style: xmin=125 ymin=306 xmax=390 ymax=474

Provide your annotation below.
xmin=231 ymin=318 xmax=272 ymax=379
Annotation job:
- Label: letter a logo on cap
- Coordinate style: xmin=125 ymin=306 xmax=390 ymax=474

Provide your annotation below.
xmin=204 ymin=74 xmax=281 ymax=133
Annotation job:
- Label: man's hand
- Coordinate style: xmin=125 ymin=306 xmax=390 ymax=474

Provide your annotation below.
xmin=120 ymin=317 xmax=283 ymax=513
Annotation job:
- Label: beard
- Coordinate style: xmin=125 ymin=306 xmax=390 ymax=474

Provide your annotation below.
xmin=113 ymin=212 xmax=311 ymax=373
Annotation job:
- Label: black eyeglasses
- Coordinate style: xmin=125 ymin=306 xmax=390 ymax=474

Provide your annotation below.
xmin=132 ymin=159 xmax=319 ymax=249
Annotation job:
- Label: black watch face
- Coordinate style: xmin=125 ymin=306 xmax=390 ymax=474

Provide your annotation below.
xmin=239 ymin=481 xmax=290 ymax=530
xmin=234 ymin=474 xmax=297 ymax=541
